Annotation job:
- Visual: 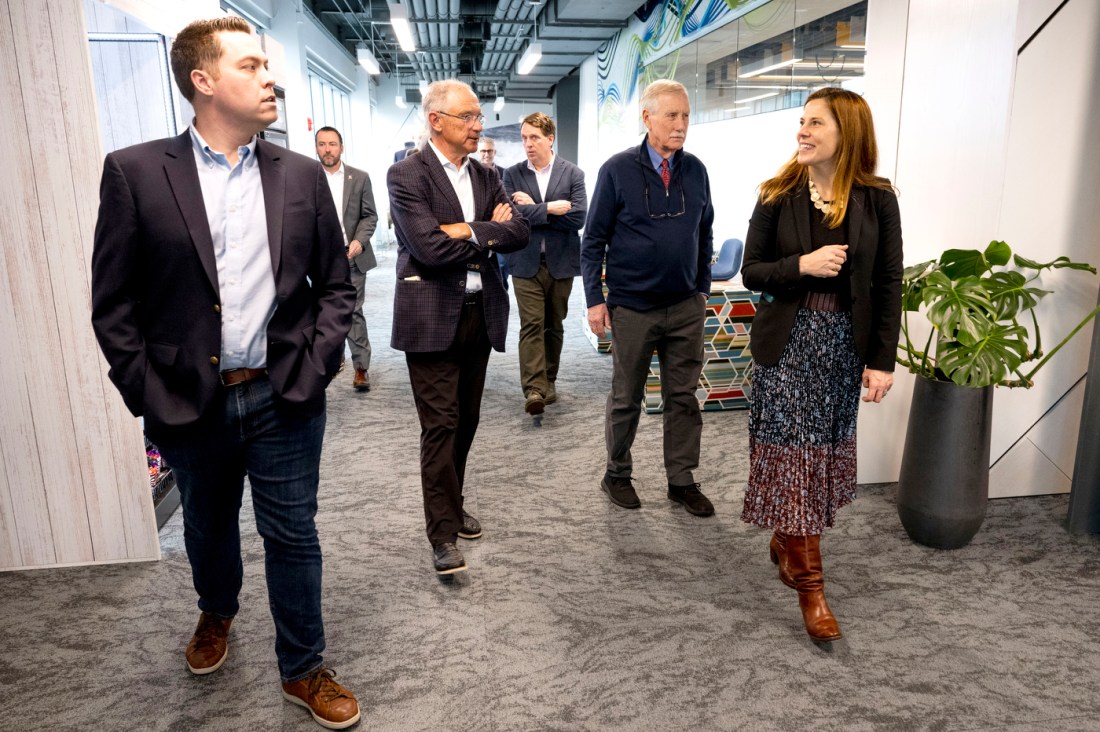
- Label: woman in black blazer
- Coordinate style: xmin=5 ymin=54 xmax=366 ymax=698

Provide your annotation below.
xmin=740 ymin=88 xmax=904 ymax=643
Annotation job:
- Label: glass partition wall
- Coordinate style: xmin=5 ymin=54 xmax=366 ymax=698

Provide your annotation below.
xmin=643 ymin=0 xmax=868 ymax=124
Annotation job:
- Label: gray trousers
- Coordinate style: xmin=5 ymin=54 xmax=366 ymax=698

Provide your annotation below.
xmin=348 ymin=262 xmax=372 ymax=371
xmin=605 ymin=295 xmax=705 ymax=485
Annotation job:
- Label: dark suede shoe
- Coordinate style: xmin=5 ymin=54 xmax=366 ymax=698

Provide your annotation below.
xmin=668 ymin=482 xmax=715 ymax=517
xmin=185 ymin=612 xmax=232 ymax=675
xmin=282 ymin=667 xmax=360 ymax=729
xmin=601 ymin=474 xmax=640 ymax=509
xmin=458 ymin=511 xmax=482 ymax=540
xmin=432 ymin=542 xmax=468 ymax=575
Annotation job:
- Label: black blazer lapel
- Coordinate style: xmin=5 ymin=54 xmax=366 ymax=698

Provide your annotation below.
xmin=791 ymin=186 xmax=813 ymax=255
xmin=162 ymin=132 xmax=219 ymax=293
xmin=846 ymin=185 xmax=866 ymax=258
xmin=524 ymin=166 xmax=543 ymax=204
xmin=257 ymin=141 xmax=285 ymax=278
xmin=544 ymin=159 xmax=566 ymax=202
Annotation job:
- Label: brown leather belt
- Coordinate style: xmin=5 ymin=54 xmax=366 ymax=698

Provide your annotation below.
xmin=219 ymin=367 xmax=267 ymax=387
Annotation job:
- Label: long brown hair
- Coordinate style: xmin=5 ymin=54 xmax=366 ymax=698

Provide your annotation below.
xmin=759 ymin=88 xmax=892 ymax=228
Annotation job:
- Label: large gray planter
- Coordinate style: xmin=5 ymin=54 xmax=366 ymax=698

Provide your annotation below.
xmin=897 ymin=375 xmax=994 ymax=549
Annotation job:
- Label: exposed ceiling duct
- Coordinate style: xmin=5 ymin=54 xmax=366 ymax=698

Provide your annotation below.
xmin=305 ymin=0 xmax=641 ymax=101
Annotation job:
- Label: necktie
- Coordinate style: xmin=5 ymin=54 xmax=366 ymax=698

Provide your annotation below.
xmin=660 ymin=158 xmax=670 ymax=191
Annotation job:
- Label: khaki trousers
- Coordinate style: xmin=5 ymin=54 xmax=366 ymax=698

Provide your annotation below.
xmin=512 ymin=263 xmax=573 ymax=397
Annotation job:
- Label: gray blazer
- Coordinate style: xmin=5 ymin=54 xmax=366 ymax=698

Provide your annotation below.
xmin=340 ymin=164 xmax=378 ymax=273
xmin=502 ymin=156 xmax=587 ymax=279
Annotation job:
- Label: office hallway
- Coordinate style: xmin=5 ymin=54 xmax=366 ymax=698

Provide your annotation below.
xmin=1 ymin=246 xmax=1099 ymax=731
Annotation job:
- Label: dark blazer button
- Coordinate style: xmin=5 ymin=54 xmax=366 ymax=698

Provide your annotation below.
xmin=210 ymin=356 xmax=219 ymax=365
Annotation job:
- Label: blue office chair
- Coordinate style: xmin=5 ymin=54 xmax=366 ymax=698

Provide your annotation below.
xmin=711 ymin=238 xmax=744 ymax=281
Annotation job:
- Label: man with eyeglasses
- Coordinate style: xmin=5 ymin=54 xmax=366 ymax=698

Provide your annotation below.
xmin=581 ymin=79 xmax=716 ymax=518
xmin=477 ymin=137 xmax=499 ymax=174
xmin=388 ymin=80 xmax=529 ymax=576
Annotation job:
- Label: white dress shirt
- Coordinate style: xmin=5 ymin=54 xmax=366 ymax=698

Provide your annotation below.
xmin=323 ymin=163 xmax=349 ymax=247
xmin=527 ymin=154 xmax=555 ymax=253
xmin=427 ymin=140 xmax=482 ymax=292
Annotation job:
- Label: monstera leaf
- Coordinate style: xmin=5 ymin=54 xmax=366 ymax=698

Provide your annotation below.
xmin=935 ymin=322 xmax=1028 ymax=387
xmin=939 ymin=241 xmax=1011 ymax=279
xmin=897 ymin=241 xmax=1098 ymax=388
xmin=984 ymin=271 xmax=1050 ymax=320
xmin=922 ymin=271 xmax=994 ymax=347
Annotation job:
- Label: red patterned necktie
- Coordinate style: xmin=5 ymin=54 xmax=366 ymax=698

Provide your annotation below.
xmin=660 ymin=158 xmax=670 ymax=190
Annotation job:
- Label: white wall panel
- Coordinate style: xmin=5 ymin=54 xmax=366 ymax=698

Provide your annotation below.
xmin=1015 ymin=0 xmax=1066 ymax=47
xmin=688 ymin=107 xmax=802 ymax=245
xmin=0 ymin=0 xmax=158 ymax=571
xmin=991 ymin=0 xmax=1100 ymax=493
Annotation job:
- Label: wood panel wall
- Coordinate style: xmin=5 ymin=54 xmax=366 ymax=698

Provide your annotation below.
xmin=0 ymin=0 xmax=159 ymax=570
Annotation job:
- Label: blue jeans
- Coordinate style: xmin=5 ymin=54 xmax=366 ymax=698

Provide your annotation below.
xmin=156 ymin=378 xmax=326 ymax=682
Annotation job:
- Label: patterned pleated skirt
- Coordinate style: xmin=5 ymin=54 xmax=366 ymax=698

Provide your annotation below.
xmin=741 ymin=304 xmax=862 ymax=535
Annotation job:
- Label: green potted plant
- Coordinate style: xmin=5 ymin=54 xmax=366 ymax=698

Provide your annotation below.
xmin=895 ymin=240 xmax=1100 ymax=549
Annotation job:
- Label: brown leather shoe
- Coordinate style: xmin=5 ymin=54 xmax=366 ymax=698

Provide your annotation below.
xmin=282 ymin=667 xmax=361 ymax=729
xmin=785 ymin=534 xmax=843 ymax=643
xmin=769 ymin=531 xmax=796 ymax=589
xmin=185 ymin=612 xmax=232 ymax=675
xmin=352 ymin=368 xmax=370 ymax=392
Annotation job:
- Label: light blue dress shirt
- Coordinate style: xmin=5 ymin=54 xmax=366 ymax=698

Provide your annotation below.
xmin=189 ymin=126 xmax=276 ymax=370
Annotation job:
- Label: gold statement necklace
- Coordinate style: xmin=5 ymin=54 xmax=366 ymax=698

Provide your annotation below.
xmin=808 ymin=178 xmax=832 ymax=215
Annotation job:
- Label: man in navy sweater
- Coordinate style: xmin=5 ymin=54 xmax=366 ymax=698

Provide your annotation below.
xmin=581 ymin=79 xmax=715 ymax=517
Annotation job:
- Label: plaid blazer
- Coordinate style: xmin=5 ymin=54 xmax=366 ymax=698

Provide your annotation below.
xmin=388 ymin=149 xmax=530 ymax=352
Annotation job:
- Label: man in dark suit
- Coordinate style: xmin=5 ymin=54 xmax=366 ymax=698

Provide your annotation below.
xmin=502 ymin=113 xmax=587 ymax=414
xmin=90 ymin=17 xmax=359 ymax=730
xmin=316 ymin=126 xmax=378 ymax=391
xmin=388 ymin=80 xmax=529 ymax=576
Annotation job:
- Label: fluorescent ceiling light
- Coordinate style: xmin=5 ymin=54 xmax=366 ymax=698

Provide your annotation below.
xmin=734 ymin=92 xmax=779 ymax=104
xmin=395 ymin=94 xmax=407 ymax=109
xmin=388 ymin=2 xmax=416 ymax=52
xmin=739 ymin=56 xmax=802 ymax=79
xmin=493 ymin=96 xmax=505 ymax=112
xmin=356 ymin=45 xmax=380 ymax=75
xmin=517 ymin=42 xmax=542 ymax=75
xmin=418 ymin=79 xmax=428 ymax=90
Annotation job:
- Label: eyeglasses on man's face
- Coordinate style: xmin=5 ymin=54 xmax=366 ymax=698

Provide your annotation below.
xmin=437 ymin=111 xmax=486 ymax=126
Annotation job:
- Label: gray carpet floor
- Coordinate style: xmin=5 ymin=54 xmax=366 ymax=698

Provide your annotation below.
xmin=3 ymin=245 xmax=1100 ymax=731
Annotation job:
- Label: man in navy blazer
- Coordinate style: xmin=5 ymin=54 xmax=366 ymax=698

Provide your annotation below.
xmin=502 ymin=113 xmax=587 ymax=414
xmin=388 ymin=80 xmax=529 ymax=576
xmin=90 ymin=18 xmax=359 ymax=730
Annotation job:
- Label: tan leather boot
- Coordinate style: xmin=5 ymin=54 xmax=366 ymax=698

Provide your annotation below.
xmin=769 ymin=531 xmax=796 ymax=589
xmin=785 ymin=534 xmax=842 ymax=642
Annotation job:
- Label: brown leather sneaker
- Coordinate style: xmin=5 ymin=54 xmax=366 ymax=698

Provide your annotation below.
xmin=282 ymin=667 xmax=361 ymax=729
xmin=185 ymin=612 xmax=232 ymax=675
